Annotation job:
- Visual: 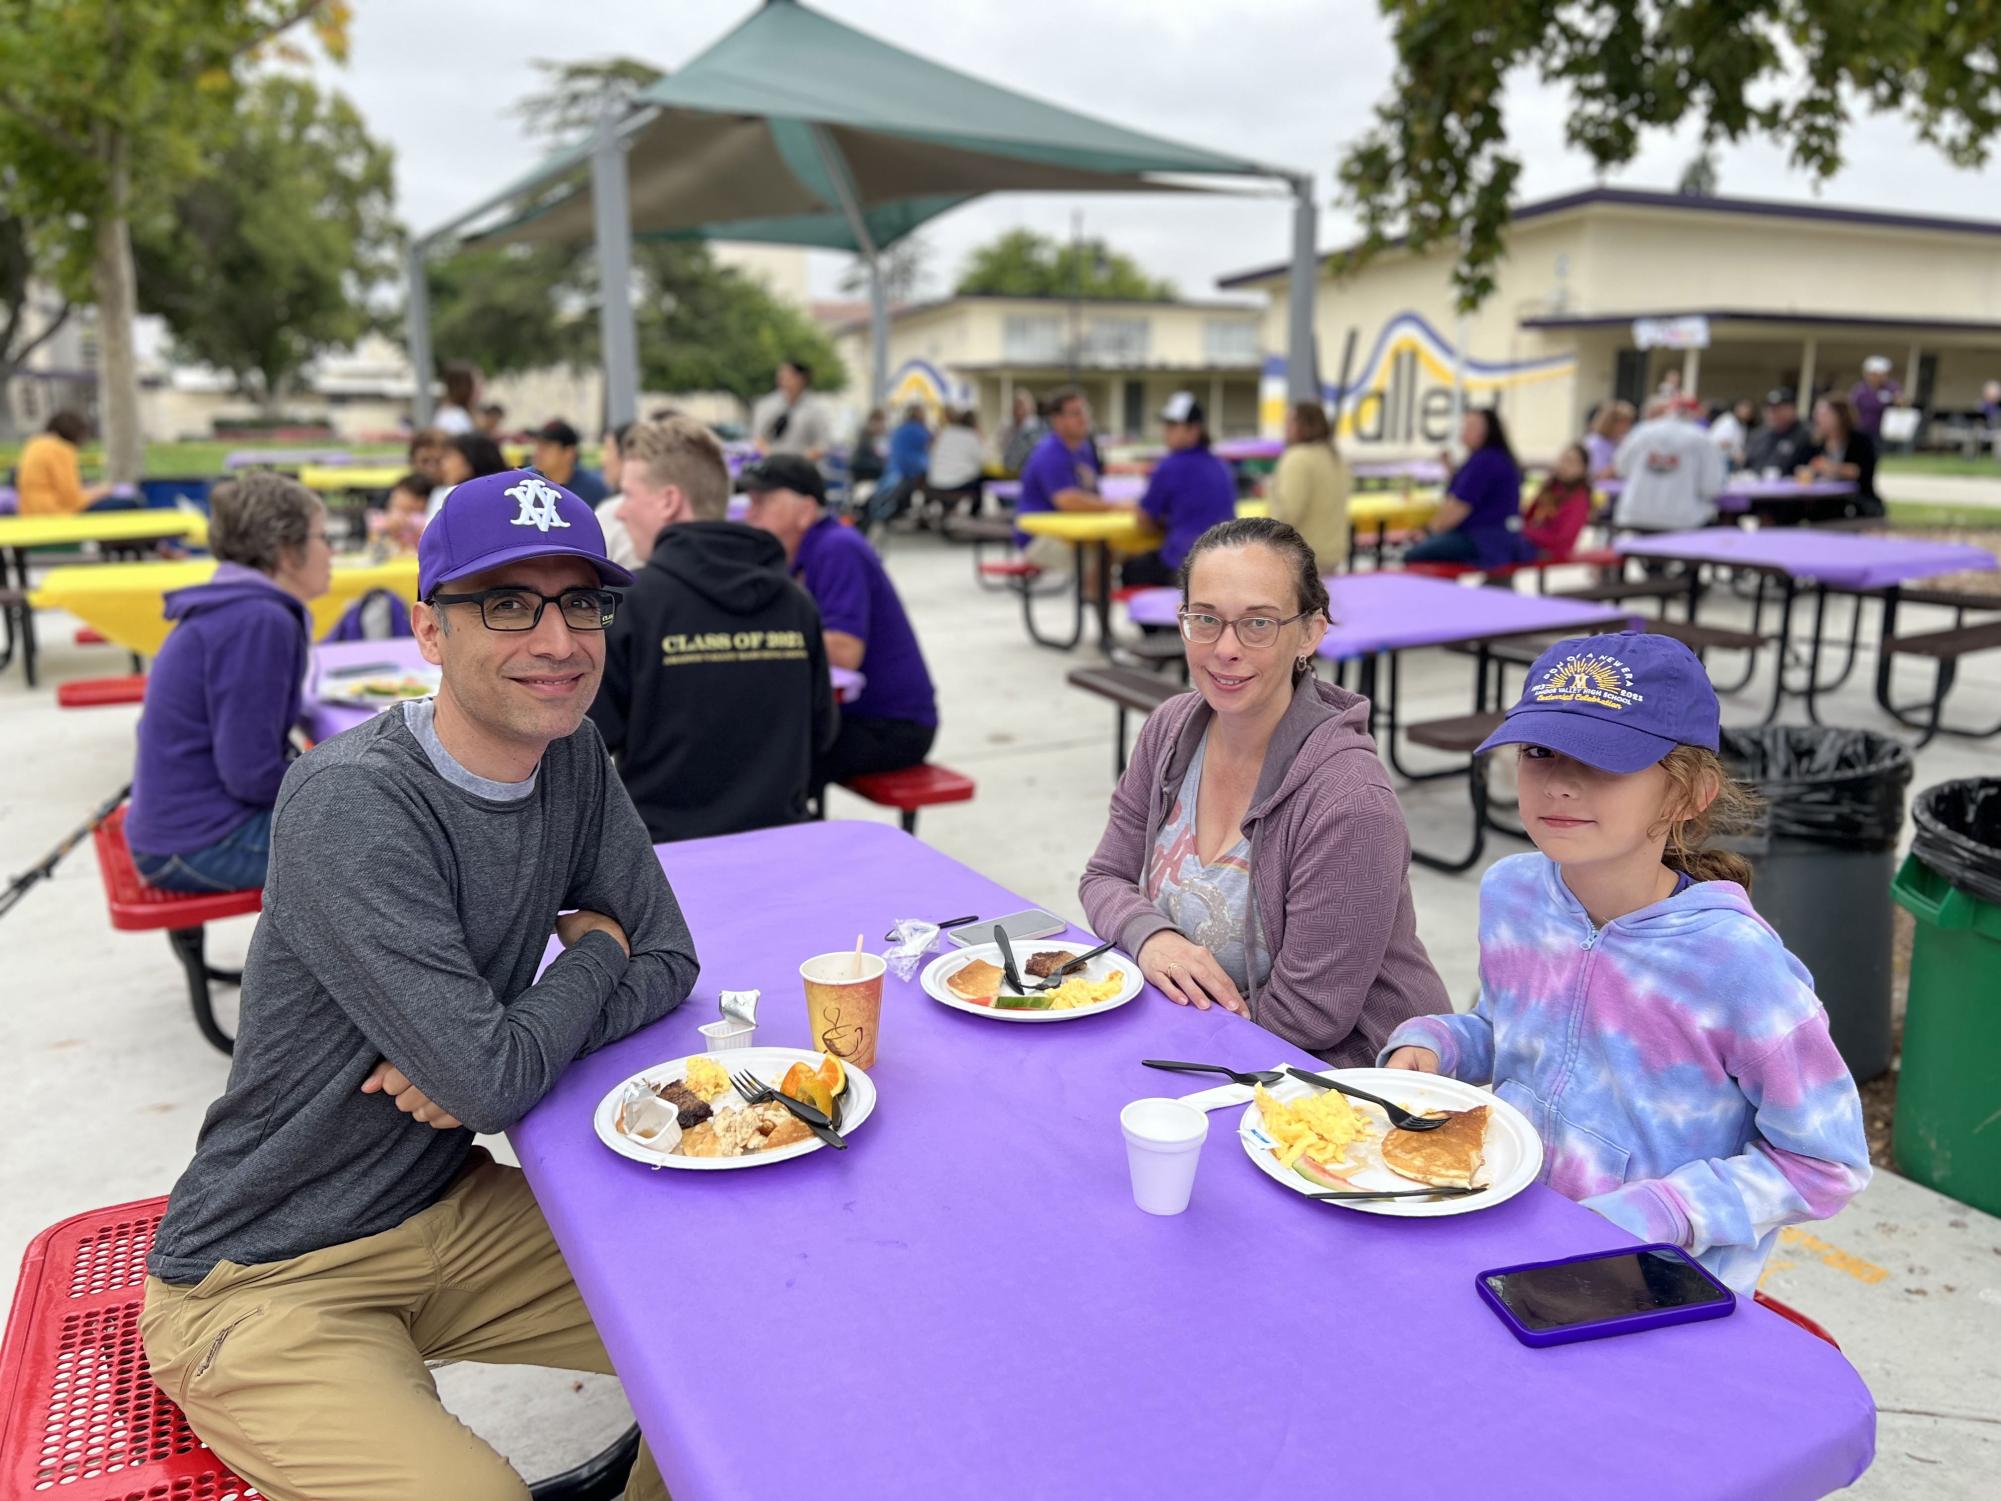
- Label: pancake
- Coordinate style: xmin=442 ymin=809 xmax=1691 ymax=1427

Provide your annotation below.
xmin=947 ymin=958 xmax=1007 ymax=1001
xmin=1379 ymin=1104 xmax=1489 ymax=1189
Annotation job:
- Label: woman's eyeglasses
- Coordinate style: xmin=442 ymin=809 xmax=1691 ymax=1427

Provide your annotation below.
xmin=427 ymin=586 xmax=618 ymax=632
xmin=1175 ymin=608 xmax=1315 ymax=648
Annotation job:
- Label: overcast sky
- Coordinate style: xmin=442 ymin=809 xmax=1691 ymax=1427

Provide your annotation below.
xmin=313 ymin=0 xmax=2001 ymax=303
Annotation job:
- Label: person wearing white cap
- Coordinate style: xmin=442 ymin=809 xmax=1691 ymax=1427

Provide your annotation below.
xmin=1849 ymin=356 xmax=1903 ymax=438
xmin=1121 ymin=391 xmax=1239 ymax=588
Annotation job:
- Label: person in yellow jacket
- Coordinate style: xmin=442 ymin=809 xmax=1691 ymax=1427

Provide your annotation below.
xmin=1267 ymin=401 xmax=1350 ymax=575
xmin=16 ymin=411 xmax=118 ymax=515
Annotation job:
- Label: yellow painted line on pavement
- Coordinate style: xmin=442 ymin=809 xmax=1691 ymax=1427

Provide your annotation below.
xmin=1775 ymin=1226 xmax=1889 ymax=1286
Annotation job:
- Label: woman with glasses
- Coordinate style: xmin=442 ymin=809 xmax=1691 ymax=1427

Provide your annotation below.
xmin=1080 ymin=517 xmax=1449 ymax=1065
xmin=127 ymin=474 xmax=335 ymax=893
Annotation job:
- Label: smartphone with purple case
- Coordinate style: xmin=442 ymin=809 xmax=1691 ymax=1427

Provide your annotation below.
xmin=1476 ymin=1244 xmax=1736 ymax=1348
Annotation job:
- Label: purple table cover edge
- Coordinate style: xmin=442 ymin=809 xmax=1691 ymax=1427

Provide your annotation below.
xmin=510 ymin=822 xmax=1873 ymax=1501
xmin=1615 ymin=530 xmax=1998 ymax=592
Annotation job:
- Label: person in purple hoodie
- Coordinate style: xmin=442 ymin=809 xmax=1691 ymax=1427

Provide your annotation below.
xmin=1406 ymin=406 xmax=1534 ymax=569
xmin=1122 ymin=391 xmax=1240 ymax=589
xmin=126 ymin=473 xmax=333 ymax=892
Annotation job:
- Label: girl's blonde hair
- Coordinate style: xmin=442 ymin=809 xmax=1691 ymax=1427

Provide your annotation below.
xmin=1654 ymin=746 xmax=1760 ymax=891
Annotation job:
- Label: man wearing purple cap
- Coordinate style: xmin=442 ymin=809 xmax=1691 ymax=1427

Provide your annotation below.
xmin=140 ymin=469 xmax=691 ymax=1500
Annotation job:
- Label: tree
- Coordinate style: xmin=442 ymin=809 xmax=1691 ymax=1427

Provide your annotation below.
xmin=1678 ymin=146 xmax=1720 ymax=197
xmin=955 ymin=228 xmax=1174 ymax=300
xmin=839 ymin=236 xmax=931 ymax=305
xmin=425 ymin=243 xmax=586 ymax=380
xmin=514 ymin=57 xmax=663 ymax=141
xmin=133 ymin=75 xmax=398 ymax=412
xmin=1338 ymin=1 xmax=2001 ymax=311
xmin=0 ymin=1 xmax=347 ymax=480
xmin=634 ymin=242 xmax=847 ymax=403
xmin=0 ymin=208 xmax=71 ymax=441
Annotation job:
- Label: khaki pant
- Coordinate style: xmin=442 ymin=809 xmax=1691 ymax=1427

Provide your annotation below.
xmin=141 ymin=1157 xmax=668 ymax=1501
xmin=1023 ymin=533 xmax=1075 ymax=574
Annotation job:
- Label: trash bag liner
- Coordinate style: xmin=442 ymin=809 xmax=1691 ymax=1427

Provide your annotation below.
xmin=1717 ymin=727 xmax=1913 ymax=850
xmin=1912 ymin=778 xmax=2001 ymax=906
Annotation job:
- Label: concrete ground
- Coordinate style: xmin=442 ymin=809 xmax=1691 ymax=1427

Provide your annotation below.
xmin=2 ymin=524 xmax=1997 ymax=1496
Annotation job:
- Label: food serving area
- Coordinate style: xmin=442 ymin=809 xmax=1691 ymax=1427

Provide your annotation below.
xmin=3 ymin=524 xmax=1998 ymax=1498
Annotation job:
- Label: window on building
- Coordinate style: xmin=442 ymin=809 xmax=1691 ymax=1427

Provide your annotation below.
xmin=1203 ymin=320 xmax=1259 ymax=365
xmin=1082 ymin=317 xmax=1150 ymax=364
xmin=1003 ymin=315 xmax=1067 ymax=364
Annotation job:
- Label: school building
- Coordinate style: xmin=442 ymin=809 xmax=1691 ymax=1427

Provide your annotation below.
xmin=828 ymin=293 xmax=1264 ymax=441
xmin=1221 ymin=186 xmax=2001 ymax=459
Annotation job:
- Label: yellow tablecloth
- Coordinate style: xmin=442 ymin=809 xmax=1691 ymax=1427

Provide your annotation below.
xmin=0 ymin=509 xmax=209 ymax=551
xmin=30 ymin=555 xmax=419 ymax=656
xmin=1348 ymin=494 xmax=1440 ymax=531
xmin=1015 ymin=509 xmax=1161 ymax=554
xmin=299 ymin=465 xmax=405 ymax=493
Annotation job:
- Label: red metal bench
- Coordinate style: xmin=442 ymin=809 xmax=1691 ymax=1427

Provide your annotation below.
xmin=56 ymin=674 xmax=148 ymax=709
xmin=73 ymin=626 xmax=110 ymax=646
xmin=1 ymin=1197 xmax=640 ymax=1501
xmin=92 ymin=805 xmax=259 ymax=1055
xmin=1753 ymin=1290 xmax=1839 ymax=1350
xmin=839 ymin=764 xmax=975 ymax=834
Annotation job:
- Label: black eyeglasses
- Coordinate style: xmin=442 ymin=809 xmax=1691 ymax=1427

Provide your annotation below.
xmin=1176 ymin=608 xmax=1316 ymax=648
xmin=428 ymin=586 xmax=617 ymax=632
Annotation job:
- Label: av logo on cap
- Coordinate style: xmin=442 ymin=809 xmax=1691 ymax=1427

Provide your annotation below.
xmin=1532 ymin=652 xmax=1644 ymax=711
xmin=506 ymin=474 xmax=572 ymax=533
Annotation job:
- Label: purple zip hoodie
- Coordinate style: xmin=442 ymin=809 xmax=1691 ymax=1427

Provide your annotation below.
xmin=1381 ymin=853 xmax=1871 ymax=1293
xmin=127 ymin=563 xmax=310 ymax=857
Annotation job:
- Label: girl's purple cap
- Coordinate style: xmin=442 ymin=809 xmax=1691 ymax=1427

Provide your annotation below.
xmin=418 ymin=469 xmax=635 ymax=598
xmin=1475 ymin=630 xmax=1720 ymax=773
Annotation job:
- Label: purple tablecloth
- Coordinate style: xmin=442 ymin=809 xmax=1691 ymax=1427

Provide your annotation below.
xmin=1596 ymin=477 xmax=1855 ymax=515
xmin=304 ymin=639 xmax=861 ymax=741
xmin=1213 ymin=436 xmax=1284 ymax=461
xmin=1130 ymin=572 xmax=1634 ymax=659
xmin=511 ymin=822 xmax=1872 ymax=1500
xmin=1616 ymin=530 xmax=1998 ymax=591
xmin=223 ymin=448 xmax=353 ymax=469
xmin=1352 ymin=457 xmax=1449 ymax=484
xmin=986 ymin=473 xmax=1145 ymax=506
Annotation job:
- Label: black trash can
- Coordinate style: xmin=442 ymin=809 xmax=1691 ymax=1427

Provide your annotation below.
xmin=1717 ymin=727 xmax=1914 ymax=1081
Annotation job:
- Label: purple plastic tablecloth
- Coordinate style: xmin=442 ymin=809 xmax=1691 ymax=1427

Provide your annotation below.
xmin=1616 ymin=530 xmax=1998 ymax=591
xmin=511 ymin=822 xmax=1873 ymax=1501
xmin=304 ymin=639 xmax=861 ymax=741
xmin=1352 ymin=457 xmax=1449 ymax=484
xmin=1596 ymin=477 xmax=1855 ymax=514
xmin=1129 ymin=571 xmax=1634 ymax=659
xmin=986 ymin=473 xmax=1145 ymax=506
xmin=1213 ymin=436 xmax=1284 ymax=461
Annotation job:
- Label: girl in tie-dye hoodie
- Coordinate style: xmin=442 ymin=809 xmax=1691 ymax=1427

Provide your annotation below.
xmin=1381 ymin=632 xmax=1870 ymax=1293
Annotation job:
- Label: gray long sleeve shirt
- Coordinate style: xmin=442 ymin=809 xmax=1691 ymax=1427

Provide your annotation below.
xmin=148 ymin=707 xmax=698 ymax=1284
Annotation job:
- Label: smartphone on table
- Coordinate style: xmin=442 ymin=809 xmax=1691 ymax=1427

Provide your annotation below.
xmin=946 ymin=910 xmax=1066 ymax=948
xmin=1476 ymin=1244 xmax=1735 ymax=1348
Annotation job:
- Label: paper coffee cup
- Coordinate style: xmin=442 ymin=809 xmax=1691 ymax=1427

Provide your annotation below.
xmin=1120 ymin=1097 xmax=1209 ymax=1215
xmin=801 ymin=951 xmax=886 ymax=1069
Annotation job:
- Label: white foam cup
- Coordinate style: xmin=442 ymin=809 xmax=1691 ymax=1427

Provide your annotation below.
xmin=1120 ymin=1097 xmax=1209 ymax=1215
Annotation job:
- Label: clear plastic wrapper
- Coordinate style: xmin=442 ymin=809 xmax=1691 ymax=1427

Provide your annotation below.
xmin=882 ymin=918 xmax=942 ymax=981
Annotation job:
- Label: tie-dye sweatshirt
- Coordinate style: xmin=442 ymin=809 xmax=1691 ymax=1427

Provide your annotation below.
xmin=1380 ymin=853 xmax=1870 ymax=1293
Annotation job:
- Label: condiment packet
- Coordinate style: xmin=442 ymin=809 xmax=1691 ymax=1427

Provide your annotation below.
xmin=719 ymin=990 xmax=760 ymax=1028
xmin=882 ymin=919 xmax=941 ymax=980
xmin=699 ymin=1019 xmax=754 ymax=1052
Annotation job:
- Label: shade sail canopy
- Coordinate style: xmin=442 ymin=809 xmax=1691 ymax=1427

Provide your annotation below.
xmin=456 ymin=0 xmax=1274 ymax=253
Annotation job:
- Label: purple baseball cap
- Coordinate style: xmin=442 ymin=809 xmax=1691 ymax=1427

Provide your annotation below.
xmin=1475 ymin=630 xmax=1720 ymax=773
xmin=418 ymin=469 xmax=634 ymax=598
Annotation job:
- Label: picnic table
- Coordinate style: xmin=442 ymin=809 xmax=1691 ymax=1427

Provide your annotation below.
xmin=1352 ymin=456 xmax=1449 ymax=487
xmin=223 ymin=448 xmax=353 ymax=470
xmin=303 ymin=638 xmax=864 ymax=743
xmin=1596 ymin=476 xmax=1858 ymax=519
xmin=299 ymin=464 xmax=404 ymax=494
xmin=986 ymin=473 xmax=1147 ymax=507
xmin=29 ymin=554 xmax=419 ymax=659
xmin=1015 ymin=510 xmax=1162 ymax=652
xmin=1616 ymin=529 xmax=1996 ymax=725
xmin=511 ymin=819 xmax=1874 ymax=1500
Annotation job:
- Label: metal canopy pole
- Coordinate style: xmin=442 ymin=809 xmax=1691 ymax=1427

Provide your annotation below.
xmin=1284 ymin=174 xmax=1320 ymax=405
xmin=808 ymin=125 xmax=888 ymax=409
xmin=590 ymin=104 xmax=640 ymax=429
xmin=405 ymin=240 xmax=436 ymax=428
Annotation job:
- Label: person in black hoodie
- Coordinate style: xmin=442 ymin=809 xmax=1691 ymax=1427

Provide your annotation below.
xmin=589 ymin=415 xmax=837 ymax=841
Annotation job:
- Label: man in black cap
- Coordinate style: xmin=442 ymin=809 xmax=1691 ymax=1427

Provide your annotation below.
xmin=1745 ymin=388 xmax=1817 ymax=477
xmin=532 ymin=419 xmax=611 ymax=505
xmin=741 ymin=454 xmax=939 ymax=788
xmin=590 ymin=416 xmax=837 ymax=840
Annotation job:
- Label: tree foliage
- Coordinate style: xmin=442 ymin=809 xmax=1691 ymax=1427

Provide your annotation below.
xmin=839 ymin=236 xmax=931 ymax=305
xmin=955 ymin=228 xmax=1175 ymax=300
xmin=1338 ymin=0 xmax=2001 ymax=310
xmin=513 ymin=57 xmax=664 ymax=142
xmin=0 ymin=203 xmax=71 ymax=437
xmin=133 ymin=75 xmax=398 ymax=408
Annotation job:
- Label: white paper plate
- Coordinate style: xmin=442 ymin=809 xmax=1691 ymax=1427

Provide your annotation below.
xmin=919 ymin=939 xmax=1142 ymax=1023
xmin=592 ymin=1046 xmax=876 ymax=1170
xmin=1239 ymin=1068 xmax=1541 ymax=1217
xmin=318 ymin=669 xmax=441 ymax=709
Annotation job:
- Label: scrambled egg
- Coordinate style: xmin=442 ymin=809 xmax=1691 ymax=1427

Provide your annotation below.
xmin=1044 ymin=969 xmax=1128 ymax=1010
xmin=1254 ymin=1084 xmax=1372 ymax=1169
xmin=683 ymin=1055 xmax=731 ymax=1102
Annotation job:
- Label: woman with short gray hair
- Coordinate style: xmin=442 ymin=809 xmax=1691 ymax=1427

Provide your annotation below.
xmin=127 ymin=474 xmax=334 ymax=892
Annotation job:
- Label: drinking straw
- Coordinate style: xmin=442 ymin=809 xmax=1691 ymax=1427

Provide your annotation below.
xmin=852 ymin=933 xmax=864 ymax=979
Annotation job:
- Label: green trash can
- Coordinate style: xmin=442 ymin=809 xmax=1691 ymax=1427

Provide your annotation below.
xmin=1890 ymin=778 xmax=2001 ymax=1219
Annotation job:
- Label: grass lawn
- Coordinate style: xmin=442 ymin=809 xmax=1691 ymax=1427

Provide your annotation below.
xmin=1885 ymin=499 xmax=2001 ymax=531
xmin=1 ymin=440 xmax=407 ymax=477
xmin=1879 ymin=452 xmax=2001 ymax=478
